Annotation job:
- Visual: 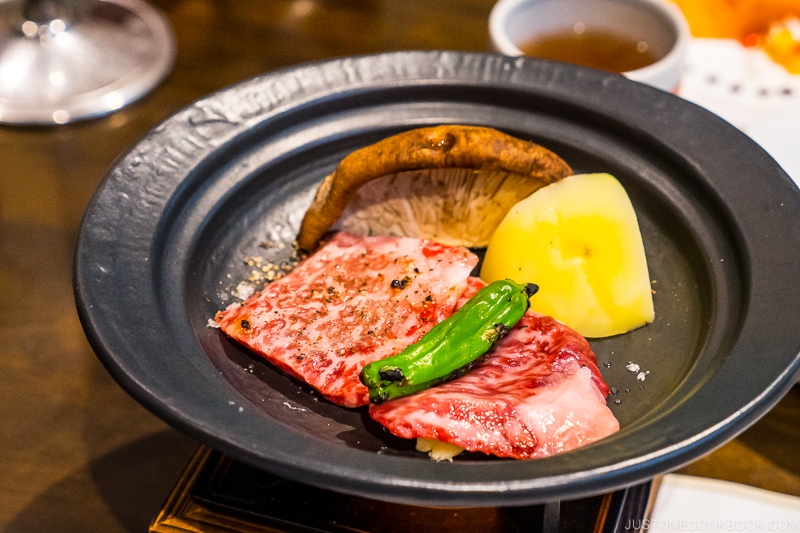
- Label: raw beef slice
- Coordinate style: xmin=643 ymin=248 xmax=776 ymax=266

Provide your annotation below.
xmin=214 ymin=231 xmax=478 ymax=407
xmin=369 ymin=277 xmax=620 ymax=459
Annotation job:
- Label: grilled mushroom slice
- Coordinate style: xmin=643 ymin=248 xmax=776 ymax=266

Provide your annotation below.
xmin=296 ymin=125 xmax=572 ymax=251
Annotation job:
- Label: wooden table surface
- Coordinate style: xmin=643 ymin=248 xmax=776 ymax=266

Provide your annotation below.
xmin=1 ymin=1 xmax=798 ymax=531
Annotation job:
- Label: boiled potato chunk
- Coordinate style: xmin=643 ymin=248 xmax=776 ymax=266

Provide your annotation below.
xmin=416 ymin=438 xmax=464 ymax=462
xmin=480 ymin=173 xmax=653 ymax=338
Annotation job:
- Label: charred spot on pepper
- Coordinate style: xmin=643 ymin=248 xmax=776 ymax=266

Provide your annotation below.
xmin=371 ymin=391 xmax=391 ymax=405
xmin=480 ymin=322 xmax=509 ymax=344
xmin=378 ymin=366 xmax=405 ymax=382
xmin=240 ymin=319 xmax=251 ymax=330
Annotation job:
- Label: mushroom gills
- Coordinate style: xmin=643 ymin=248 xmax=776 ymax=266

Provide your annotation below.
xmin=332 ymin=167 xmax=553 ymax=248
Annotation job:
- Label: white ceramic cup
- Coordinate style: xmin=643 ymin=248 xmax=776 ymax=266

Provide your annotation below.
xmin=489 ymin=0 xmax=690 ymax=93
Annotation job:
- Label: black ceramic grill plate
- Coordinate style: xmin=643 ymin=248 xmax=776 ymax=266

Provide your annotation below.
xmin=74 ymin=51 xmax=800 ymax=507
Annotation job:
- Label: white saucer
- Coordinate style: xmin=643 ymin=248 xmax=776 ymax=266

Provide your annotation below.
xmin=650 ymin=474 xmax=800 ymax=532
xmin=679 ymin=38 xmax=800 ymax=188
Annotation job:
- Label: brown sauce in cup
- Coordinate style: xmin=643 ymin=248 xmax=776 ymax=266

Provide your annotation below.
xmin=519 ymin=27 xmax=661 ymax=73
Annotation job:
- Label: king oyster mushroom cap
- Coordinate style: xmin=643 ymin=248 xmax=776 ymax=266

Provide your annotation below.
xmin=296 ymin=125 xmax=573 ymax=251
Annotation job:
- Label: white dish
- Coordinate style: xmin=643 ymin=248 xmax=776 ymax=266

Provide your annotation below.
xmin=651 ymin=474 xmax=800 ymax=532
xmin=679 ymin=38 xmax=800 ymax=187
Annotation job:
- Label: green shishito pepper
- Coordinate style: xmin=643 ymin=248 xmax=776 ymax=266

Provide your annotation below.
xmin=359 ymin=279 xmax=538 ymax=404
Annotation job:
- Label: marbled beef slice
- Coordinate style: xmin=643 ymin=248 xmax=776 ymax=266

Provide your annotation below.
xmin=214 ymin=231 xmax=478 ymax=407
